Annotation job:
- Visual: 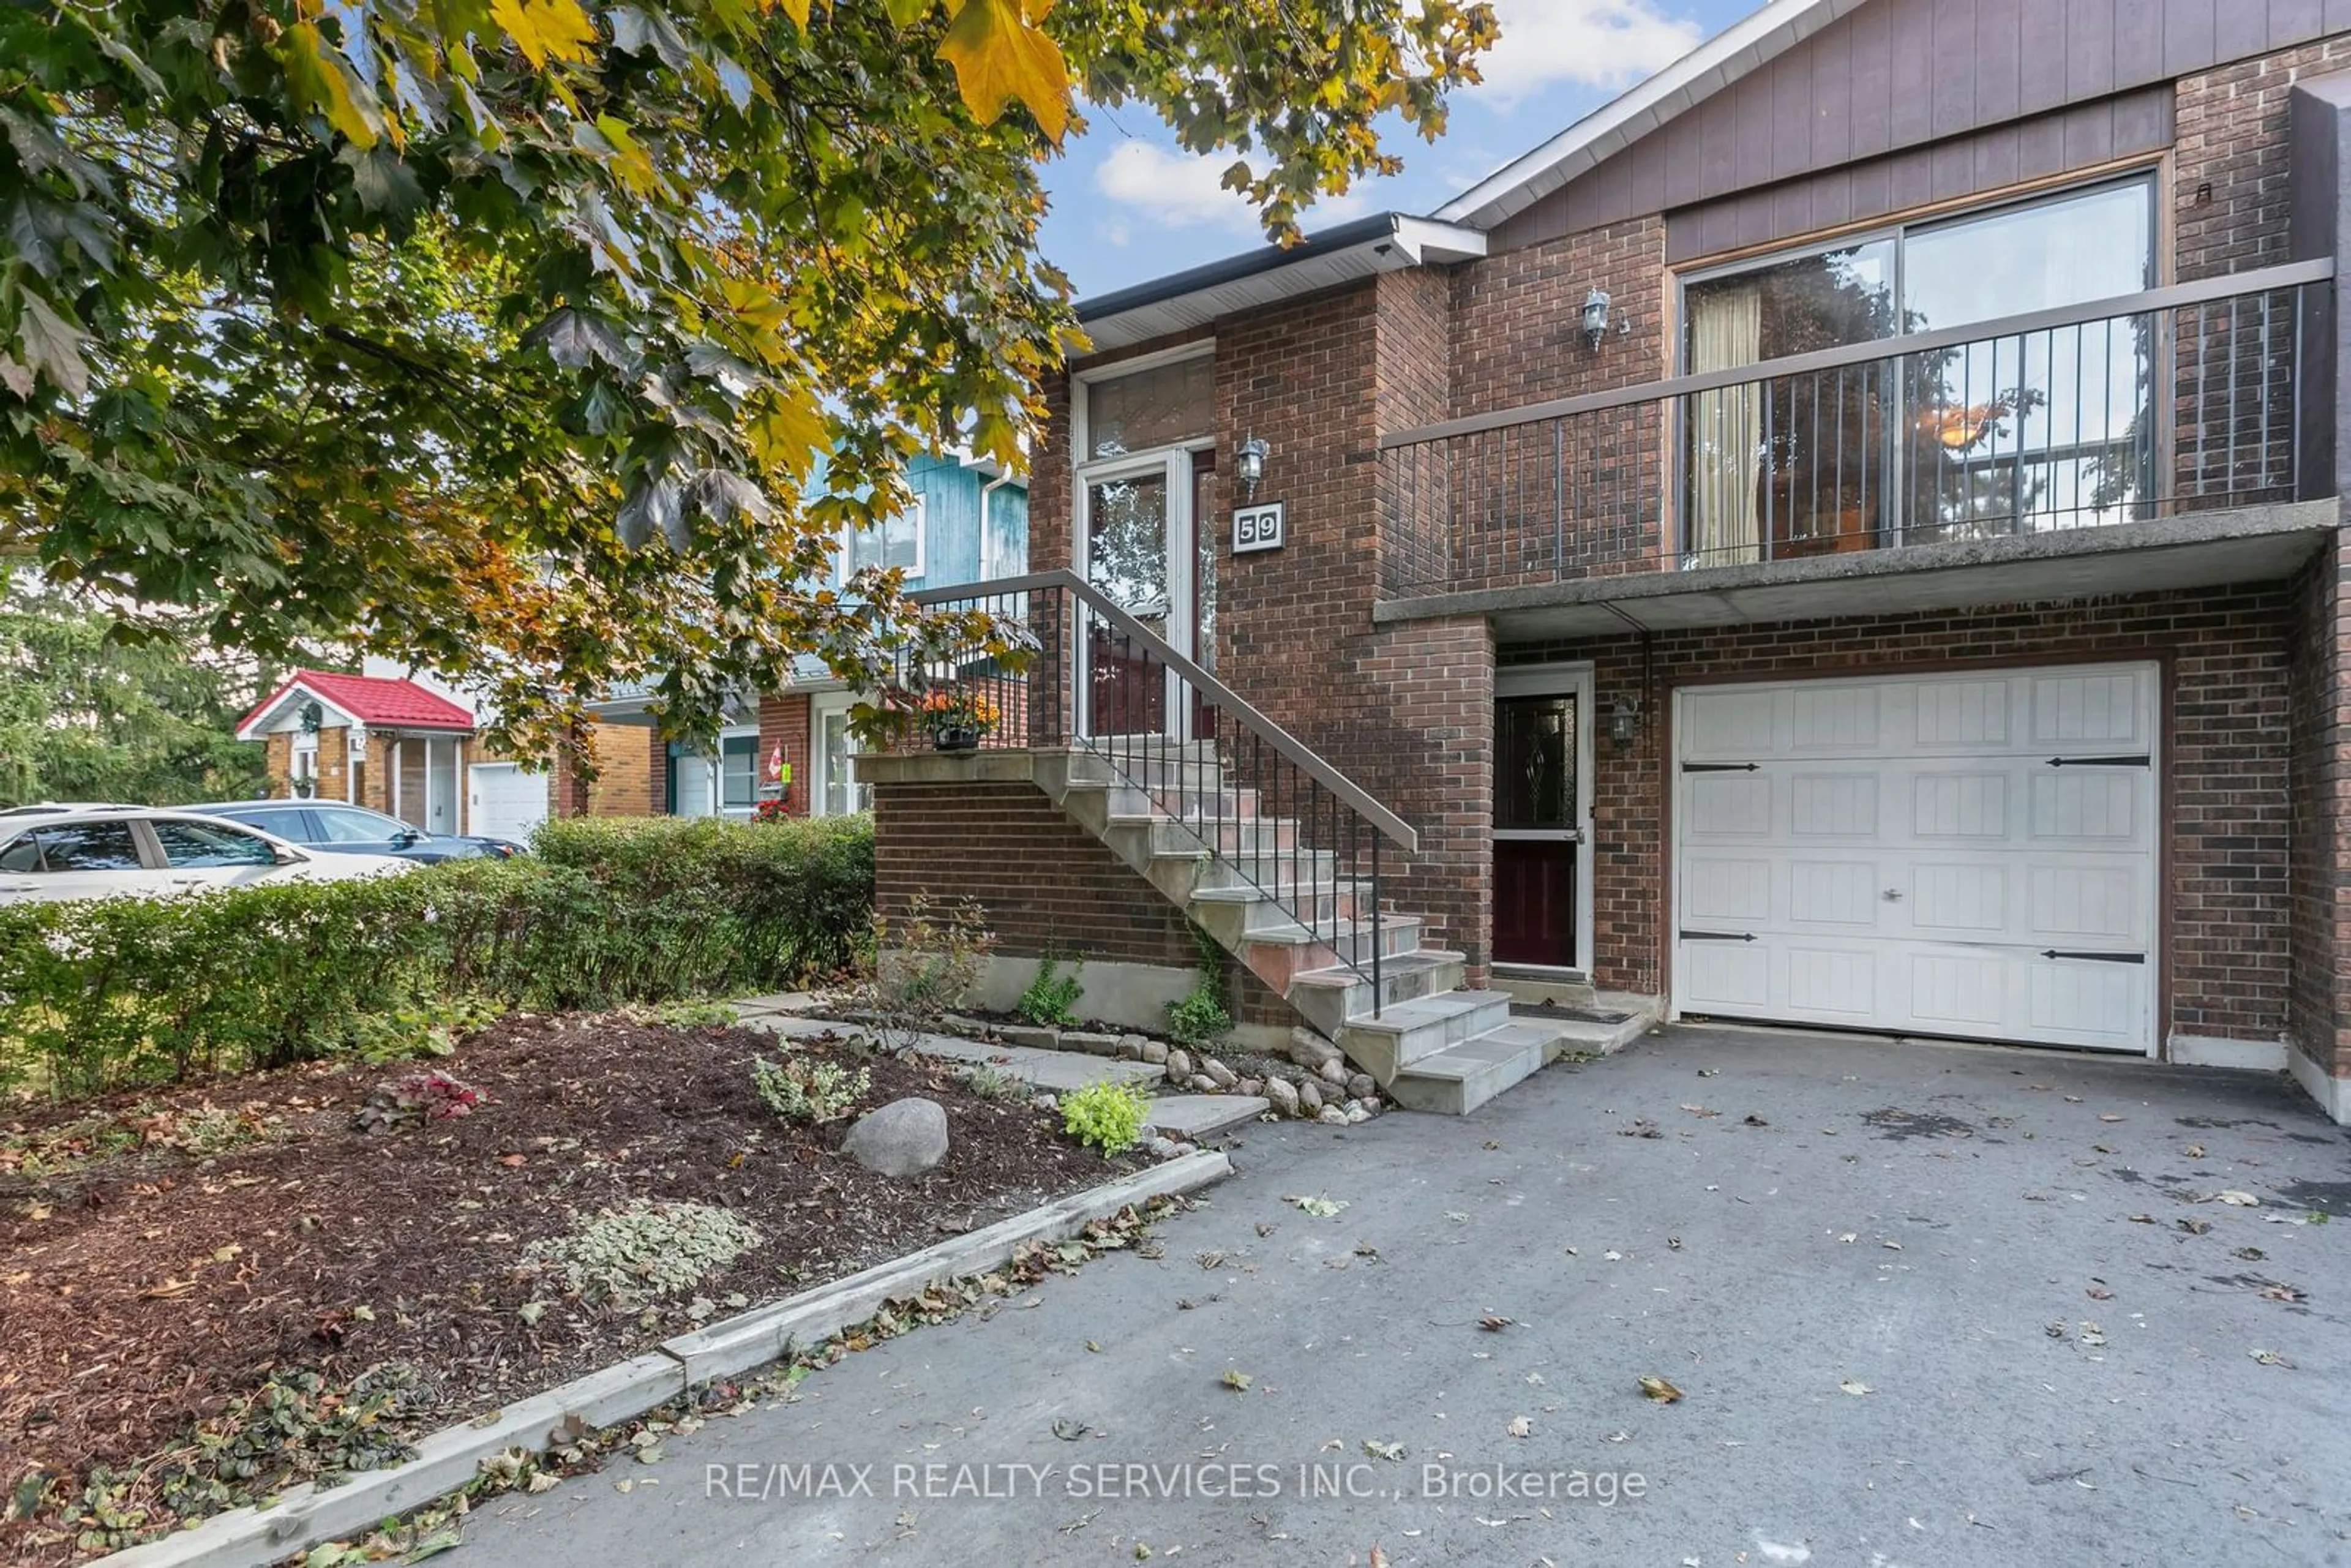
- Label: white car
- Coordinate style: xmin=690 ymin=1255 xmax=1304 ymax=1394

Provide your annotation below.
xmin=0 ymin=805 xmax=415 ymax=904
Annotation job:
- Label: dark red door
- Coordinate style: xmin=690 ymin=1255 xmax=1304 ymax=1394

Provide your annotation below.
xmin=1494 ymin=840 xmax=1578 ymax=966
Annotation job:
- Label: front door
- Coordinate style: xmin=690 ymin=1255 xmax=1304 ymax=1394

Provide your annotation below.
xmin=1079 ymin=451 xmax=1208 ymax=739
xmin=1493 ymin=667 xmax=1594 ymax=970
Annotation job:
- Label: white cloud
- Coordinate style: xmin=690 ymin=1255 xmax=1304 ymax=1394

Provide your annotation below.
xmin=1092 ymin=141 xmax=1374 ymax=236
xmin=1471 ymin=0 xmax=1706 ymax=106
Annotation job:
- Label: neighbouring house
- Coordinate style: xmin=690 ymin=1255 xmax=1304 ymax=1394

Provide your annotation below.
xmin=234 ymin=666 xmax=546 ymax=841
xmin=571 ymin=448 xmax=1028 ymax=821
xmin=854 ymin=0 xmax=2351 ymax=1122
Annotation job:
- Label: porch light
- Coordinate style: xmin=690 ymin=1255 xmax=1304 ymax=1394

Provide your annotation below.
xmin=1236 ymin=434 xmax=1270 ymax=501
xmin=1609 ymin=694 xmax=1641 ymax=749
xmin=1581 ymin=288 xmax=1611 ymax=350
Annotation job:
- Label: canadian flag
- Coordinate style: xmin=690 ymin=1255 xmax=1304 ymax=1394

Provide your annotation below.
xmin=767 ymin=741 xmax=784 ymax=781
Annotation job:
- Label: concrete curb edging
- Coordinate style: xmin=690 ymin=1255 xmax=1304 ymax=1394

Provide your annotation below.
xmin=96 ymin=1151 xmax=1235 ymax=1568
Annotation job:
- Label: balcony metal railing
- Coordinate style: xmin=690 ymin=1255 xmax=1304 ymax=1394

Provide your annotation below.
xmin=1379 ymin=258 xmax=2334 ymax=594
xmin=866 ymin=569 xmax=1417 ymax=1007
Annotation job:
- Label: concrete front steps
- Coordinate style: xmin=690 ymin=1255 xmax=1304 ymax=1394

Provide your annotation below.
xmin=1033 ymin=744 xmax=1570 ymax=1116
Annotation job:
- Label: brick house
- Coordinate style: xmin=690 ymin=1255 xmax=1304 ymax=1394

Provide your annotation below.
xmin=857 ymin=0 xmax=2351 ymax=1122
xmin=234 ymin=667 xmax=536 ymax=838
xmin=571 ymin=449 xmax=1029 ymax=823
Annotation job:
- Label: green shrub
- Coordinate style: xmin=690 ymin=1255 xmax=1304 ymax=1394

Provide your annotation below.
xmin=0 ymin=815 xmax=874 ymax=1100
xmin=861 ymin=891 xmax=994 ymax=1052
xmin=1060 ymin=1078 xmax=1151 ymax=1157
xmin=750 ymin=1052 xmax=870 ymax=1123
xmin=1165 ymin=978 xmax=1232 ymax=1048
xmin=1016 ymin=955 xmax=1084 ymax=1028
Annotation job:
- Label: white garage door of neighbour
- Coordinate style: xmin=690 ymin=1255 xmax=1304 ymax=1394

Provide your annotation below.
xmin=1673 ymin=665 xmax=2158 ymax=1054
xmin=468 ymin=763 xmax=547 ymax=843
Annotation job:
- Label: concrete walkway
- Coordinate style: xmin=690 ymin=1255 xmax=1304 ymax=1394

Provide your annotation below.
xmin=466 ymin=1025 xmax=2351 ymax=1566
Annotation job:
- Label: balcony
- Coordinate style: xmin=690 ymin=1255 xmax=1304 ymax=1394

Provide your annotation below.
xmin=1377 ymin=260 xmax=2338 ymax=637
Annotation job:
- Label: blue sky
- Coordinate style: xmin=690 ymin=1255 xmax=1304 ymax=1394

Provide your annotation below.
xmin=1036 ymin=0 xmax=1758 ymax=302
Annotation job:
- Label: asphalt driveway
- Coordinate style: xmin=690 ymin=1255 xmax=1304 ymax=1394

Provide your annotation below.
xmin=468 ymin=1026 xmax=2351 ymax=1567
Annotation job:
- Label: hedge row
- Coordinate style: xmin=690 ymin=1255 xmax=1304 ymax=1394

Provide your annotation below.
xmin=0 ymin=814 xmax=874 ymax=1100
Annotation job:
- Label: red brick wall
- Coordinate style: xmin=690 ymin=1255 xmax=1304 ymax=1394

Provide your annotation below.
xmin=1450 ymin=216 xmax=1670 ymax=416
xmin=2287 ymin=537 xmax=2351 ymax=1076
xmin=2176 ymin=36 xmax=2351 ymax=282
xmin=1503 ymin=583 xmax=2295 ymax=1047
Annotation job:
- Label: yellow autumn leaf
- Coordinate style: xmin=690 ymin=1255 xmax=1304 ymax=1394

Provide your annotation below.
xmin=490 ymin=0 xmax=598 ymax=70
xmin=280 ymin=23 xmax=383 ymax=148
xmin=748 ymin=395 xmax=827 ymax=471
xmin=773 ymin=0 xmax=811 ymax=24
xmin=938 ymin=0 xmax=1069 ymax=142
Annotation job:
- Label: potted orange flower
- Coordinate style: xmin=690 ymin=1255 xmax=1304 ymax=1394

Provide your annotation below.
xmin=920 ymin=686 xmax=1000 ymax=753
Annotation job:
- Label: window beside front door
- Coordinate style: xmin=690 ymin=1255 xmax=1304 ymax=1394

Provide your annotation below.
xmin=1681 ymin=176 xmax=2158 ymax=565
xmin=814 ymin=700 xmax=870 ymax=817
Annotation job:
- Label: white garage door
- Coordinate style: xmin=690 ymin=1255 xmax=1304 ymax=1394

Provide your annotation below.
xmin=1673 ymin=664 xmax=2158 ymax=1054
xmin=467 ymin=762 xmax=547 ymax=844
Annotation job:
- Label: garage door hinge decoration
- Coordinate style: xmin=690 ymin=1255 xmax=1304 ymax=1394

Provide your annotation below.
xmin=1681 ymin=929 xmax=1757 ymax=942
xmin=2044 ymin=754 xmax=2151 ymax=768
xmin=2040 ymin=949 xmax=2147 ymax=963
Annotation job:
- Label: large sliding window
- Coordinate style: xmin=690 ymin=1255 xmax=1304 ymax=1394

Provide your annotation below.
xmin=1681 ymin=177 xmax=2158 ymax=565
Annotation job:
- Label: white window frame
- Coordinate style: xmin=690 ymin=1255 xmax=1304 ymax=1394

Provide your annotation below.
xmin=290 ymin=735 xmax=318 ymax=787
xmin=838 ymin=493 xmax=927 ymax=584
xmin=808 ymin=693 xmax=869 ymax=817
xmin=716 ymin=725 xmax=759 ymax=820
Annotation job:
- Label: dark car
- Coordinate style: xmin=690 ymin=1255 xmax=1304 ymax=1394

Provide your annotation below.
xmin=199 ymin=801 xmax=523 ymax=863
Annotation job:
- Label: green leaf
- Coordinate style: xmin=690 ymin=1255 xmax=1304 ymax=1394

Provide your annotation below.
xmin=279 ymin=23 xmax=384 ymax=148
xmin=14 ymin=292 xmax=89 ymax=399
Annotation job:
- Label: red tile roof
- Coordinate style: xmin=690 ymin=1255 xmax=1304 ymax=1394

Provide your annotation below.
xmin=239 ymin=670 xmax=477 ymax=734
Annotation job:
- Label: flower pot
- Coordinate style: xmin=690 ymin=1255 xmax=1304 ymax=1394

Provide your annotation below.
xmin=932 ymin=726 xmax=981 ymax=754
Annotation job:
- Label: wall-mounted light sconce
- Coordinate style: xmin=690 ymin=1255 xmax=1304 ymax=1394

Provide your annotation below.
xmin=1581 ymin=288 xmax=1612 ymax=351
xmin=1236 ymin=434 xmax=1270 ymax=501
xmin=1609 ymin=694 xmax=1641 ymax=749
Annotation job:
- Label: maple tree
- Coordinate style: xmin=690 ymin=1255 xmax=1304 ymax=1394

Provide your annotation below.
xmin=0 ymin=0 xmax=1494 ymax=758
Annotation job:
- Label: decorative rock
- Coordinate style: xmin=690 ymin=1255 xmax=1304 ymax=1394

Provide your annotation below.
xmin=1189 ymin=1074 xmax=1218 ymax=1093
xmin=999 ymin=1024 xmax=1060 ymax=1050
xmin=1263 ymin=1077 xmax=1300 ymax=1118
xmin=1120 ymin=1033 xmax=1153 ymax=1060
xmin=1355 ymin=1095 xmax=1381 ymax=1117
xmin=1288 ymin=1028 xmax=1343 ymax=1071
xmin=1035 ymin=1093 xmax=1058 ymax=1113
xmin=942 ymin=1013 xmax=994 ymax=1038
xmin=1141 ymin=1040 xmax=1170 ymax=1065
xmin=1345 ymin=1104 xmax=1371 ymax=1125
xmin=841 ymin=1097 xmax=950 ymax=1177
xmin=1299 ymin=1080 xmax=1324 ymax=1116
xmin=1065 ymin=1030 xmax=1123 ymax=1057
xmin=1174 ymin=1141 xmax=1198 ymax=1157
xmin=1202 ymin=1058 xmax=1239 ymax=1090
xmin=1235 ymin=1078 xmax=1262 ymax=1098
xmin=1346 ymin=1073 xmax=1376 ymax=1102
xmin=1148 ymin=1136 xmax=1180 ymax=1160
xmin=1165 ymin=1049 xmax=1194 ymax=1084
xmin=1317 ymin=1106 xmax=1349 ymax=1127
xmin=1316 ymin=1059 xmax=1348 ymax=1087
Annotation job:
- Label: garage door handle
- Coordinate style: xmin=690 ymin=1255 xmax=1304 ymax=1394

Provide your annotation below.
xmin=2040 ymin=949 xmax=2146 ymax=964
xmin=1681 ymin=929 xmax=1757 ymax=942
xmin=2044 ymin=754 xmax=2151 ymax=768
xmin=1882 ymin=888 xmax=1903 ymax=902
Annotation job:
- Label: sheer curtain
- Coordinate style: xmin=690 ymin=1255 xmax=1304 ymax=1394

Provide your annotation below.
xmin=1687 ymin=286 xmax=1763 ymax=565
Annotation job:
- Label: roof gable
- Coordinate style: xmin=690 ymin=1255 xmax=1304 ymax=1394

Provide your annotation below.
xmin=235 ymin=670 xmax=476 ymax=740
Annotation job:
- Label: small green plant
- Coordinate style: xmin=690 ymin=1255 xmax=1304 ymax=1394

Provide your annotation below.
xmin=522 ymin=1198 xmax=765 ymax=1305
xmin=652 ymin=998 xmax=739 ymax=1029
xmin=860 ymin=890 xmax=996 ymax=1052
xmin=959 ymin=1063 xmax=1030 ymax=1102
xmin=751 ymin=1052 xmax=871 ymax=1123
xmin=1016 ymin=954 xmax=1085 ymax=1029
xmin=1060 ymin=1078 xmax=1152 ymax=1157
xmin=1166 ymin=978 xmax=1232 ymax=1048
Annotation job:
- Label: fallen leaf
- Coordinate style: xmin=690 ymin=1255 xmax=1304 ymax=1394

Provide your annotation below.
xmin=1680 ymin=1103 xmax=1721 ymax=1117
xmin=2178 ymin=1218 xmax=2213 ymax=1235
xmin=1369 ymin=1546 xmax=1390 ymax=1568
xmin=2098 ymin=1113 xmax=2123 ymax=1123
xmin=1362 ymin=1439 xmax=1404 ymax=1461
xmin=1284 ymin=1194 xmax=1344 ymax=1218
xmin=1637 ymin=1376 xmax=1682 ymax=1403
xmin=2216 ymin=1190 xmax=2260 ymax=1207
xmin=1839 ymin=1379 xmax=1872 ymax=1396
xmin=2251 ymin=1348 xmax=2293 ymax=1367
xmin=2086 ymin=1286 xmax=2113 ymax=1300
xmin=1837 ymin=1232 xmax=1857 ymax=1244
xmin=2257 ymin=1284 xmax=2306 ymax=1303
xmin=1603 ymin=1250 xmax=1625 ymax=1261
xmin=2127 ymin=1214 xmax=2157 ymax=1224
xmin=1051 ymin=1417 xmax=1089 ymax=1441
xmin=1084 ymin=1339 xmax=1101 ymax=1353
xmin=2185 ymin=1144 xmax=2207 ymax=1158
xmin=2235 ymin=1246 xmax=2267 ymax=1261
xmin=500 ymin=1153 xmax=528 ymax=1167
xmin=1742 ymin=1114 xmax=1769 ymax=1127
xmin=1506 ymin=1416 xmax=1532 ymax=1438
xmin=1477 ymin=1315 xmax=1513 ymax=1332
xmin=1220 ymin=1368 xmax=1253 ymax=1392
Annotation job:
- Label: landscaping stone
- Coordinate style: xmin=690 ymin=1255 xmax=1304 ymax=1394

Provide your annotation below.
xmin=841 ymin=1097 xmax=949 ymax=1177
xmin=1347 ymin=1073 xmax=1376 ymax=1102
xmin=1035 ymin=1093 xmax=1059 ymax=1114
xmin=1141 ymin=1040 xmax=1169 ymax=1065
xmin=1236 ymin=1077 xmax=1262 ymax=1097
xmin=999 ymin=1024 xmax=1060 ymax=1050
xmin=1165 ymin=1049 xmax=1193 ymax=1084
xmin=1317 ymin=1106 xmax=1349 ymax=1126
xmin=1299 ymin=1080 xmax=1324 ymax=1116
xmin=942 ymin=1014 xmax=995 ymax=1038
xmin=1065 ymin=1030 xmax=1123 ymax=1057
xmin=1147 ymin=1094 xmax=1270 ymax=1142
xmin=1316 ymin=1059 xmax=1348 ymax=1087
xmin=1288 ymin=1028 xmax=1343 ymax=1071
xmin=1147 ymin=1137 xmax=1179 ymax=1160
xmin=1263 ymin=1078 xmax=1300 ymax=1119
xmin=1188 ymin=1074 xmax=1218 ymax=1093
xmin=1345 ymin=1104 xmax=1371 ymax=1125
xmin=1202 ymin=1058 xmax=1239 ymax=1090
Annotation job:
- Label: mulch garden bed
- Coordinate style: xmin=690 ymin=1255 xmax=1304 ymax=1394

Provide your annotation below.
xmin=1 ymin=1013 xmax=1137 ymax=1560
